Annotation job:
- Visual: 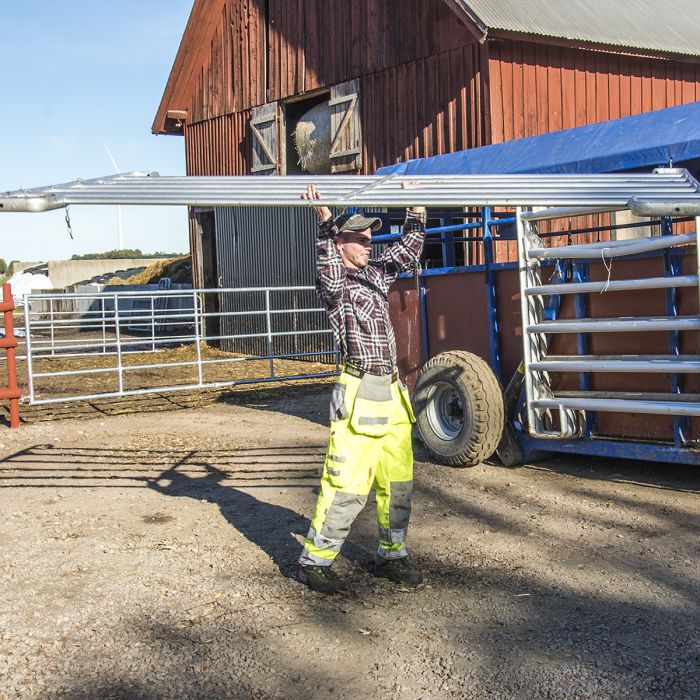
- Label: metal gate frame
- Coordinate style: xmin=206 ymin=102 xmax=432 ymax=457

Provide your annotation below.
xmin=3 ymin=170 xmax=700 ymax=465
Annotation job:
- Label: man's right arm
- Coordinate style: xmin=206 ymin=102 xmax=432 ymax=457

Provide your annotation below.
xmin=316 ymin=218 xmax=346 ymax=309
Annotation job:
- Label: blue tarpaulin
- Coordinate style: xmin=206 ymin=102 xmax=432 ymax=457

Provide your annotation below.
xmin=377 ymin=101 xmax=700 ymax=176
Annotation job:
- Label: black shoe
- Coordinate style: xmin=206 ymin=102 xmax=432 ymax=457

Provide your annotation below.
xmin=374 ymin=557 xmax=423 ymax=585
xmin=298 ymin=565 xmax=346 ymax=593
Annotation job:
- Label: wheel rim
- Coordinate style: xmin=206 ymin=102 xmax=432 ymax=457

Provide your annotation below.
xmin=425 ymin=381 xmax=466 ymax=440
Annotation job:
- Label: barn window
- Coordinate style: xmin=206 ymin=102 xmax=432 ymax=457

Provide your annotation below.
xmin=283 ymin=91 xmax=331 ymax=174
xmin=282 ymin=79 xmax=363 ymax=175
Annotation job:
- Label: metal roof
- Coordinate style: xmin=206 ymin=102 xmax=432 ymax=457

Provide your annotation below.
xmin=1 ymin=170 xmax=700 ymax=214
xmin=454 ymin=0 xmax=700 ymax=57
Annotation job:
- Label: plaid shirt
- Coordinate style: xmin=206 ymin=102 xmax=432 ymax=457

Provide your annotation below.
xmin=316 ymin=212 xmax=426 ymax=375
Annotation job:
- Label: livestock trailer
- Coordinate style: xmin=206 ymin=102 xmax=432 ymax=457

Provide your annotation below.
xmin=2 ymin=170 xmax=700 ymax=466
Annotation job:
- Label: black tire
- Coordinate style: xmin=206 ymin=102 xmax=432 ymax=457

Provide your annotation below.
xmin=413 ymin=350 xmax=504 ymax=467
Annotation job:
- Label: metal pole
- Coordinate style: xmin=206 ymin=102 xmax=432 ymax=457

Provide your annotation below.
xmin=23 ymin=296 xmax=35 ymax=405
xmin=113 ymin=294 xmax=123 ymax=394
xmin=101 ymin=298 xmax=107 ymax=354
xmin=193 ymin=291 xmax=203 ymax=386
xmin=49 ymin=298 xmax=55 ymax=357
xmin=265 ymin=289 xmax=274 ymax=378
xmin=150 ymin=296 xmax=156 ymax=352
xmin=482 ymin=205 xmax=502 ymax=381
xmin=516 ymin=208 xmax=540 ymax=436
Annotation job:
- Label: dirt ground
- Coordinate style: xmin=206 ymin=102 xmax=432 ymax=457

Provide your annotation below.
xmin=0 ymin=386 xmax=698 ymax=699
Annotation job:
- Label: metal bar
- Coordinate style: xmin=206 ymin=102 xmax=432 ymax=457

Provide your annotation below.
xmin=526 ymin=275 xmax=699 ymax=296
xmin=101 ymin=298 xmax=107 ymax=354
xmin=32 ymin=350 xmax=343 ymax=378
xmin=518 ymin=434 xmax=700 ymax=466
xmin=521 ymin=205 xmax=628 ymax=221
xmin=24 ymin=285 xmax=317 ymax=301
xmin=516 ymin=208 xmax=546 ymax=437
xmin=419 ymin=272 xmax=429 ymax=364
xmin=572 ymin=262 xmax=594 ymax=437
xmin=528 ymin=316 xmax=700 ymax=333
xmin=530 ymin=358 xmax=700 ymax=372
xmin=482 ymin=206 xmax=502 ymax=380
xmin=49 ymin=298 xmax=55 ymax=357
xmin=150 ymin=297 xmax=156 ymax=352
xmin=663 ymin=232 xmax=687 ymax=448
xmin=3 ymin=171 xmax=699 ymax=211
xmin=531 ymin=397 xmax=700 ymax=417
xmin=113 ymin=295 xmax=123 ymax=394
xmin=25 ymin=372 xmax=341 ymax=406
xmin=265 ymin=289 xmax=274 ymax=377
xmin=193 ymin=291 xmax=203 ymax=386
xmin=23 ymin=298 xmax=35 ymax=404
xmin=528 ymin=232 xmax=696 ymax=259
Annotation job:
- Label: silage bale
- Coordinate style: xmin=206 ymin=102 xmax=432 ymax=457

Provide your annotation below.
xmin=293 ymin=102 xmax=332 ymax=174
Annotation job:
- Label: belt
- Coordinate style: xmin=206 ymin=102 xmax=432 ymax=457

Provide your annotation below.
xmin=344 ymin=362 xmax=399 ymax=382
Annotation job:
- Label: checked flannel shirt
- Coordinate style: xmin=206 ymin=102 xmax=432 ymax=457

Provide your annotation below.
xmin=316 ymin=211 xmax=426 ymax=375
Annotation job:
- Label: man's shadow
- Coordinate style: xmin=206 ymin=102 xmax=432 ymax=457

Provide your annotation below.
xmin=148 ymin=461 xmax=371 ymax=579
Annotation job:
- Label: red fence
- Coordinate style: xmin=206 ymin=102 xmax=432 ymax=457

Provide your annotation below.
xmin=1 ymin=283 xmax=20 ymax=428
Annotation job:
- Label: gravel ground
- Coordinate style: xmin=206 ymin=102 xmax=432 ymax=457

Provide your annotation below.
xmin=0 ymin=389 xmax=698 ymax=699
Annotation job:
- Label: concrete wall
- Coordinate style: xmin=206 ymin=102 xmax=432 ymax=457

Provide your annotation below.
xmin=46 ymin=258 xmax=170 ymax=289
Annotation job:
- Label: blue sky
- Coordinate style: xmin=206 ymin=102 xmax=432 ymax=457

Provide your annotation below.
xmin=0 ymin=1 xmax=194 ymax=263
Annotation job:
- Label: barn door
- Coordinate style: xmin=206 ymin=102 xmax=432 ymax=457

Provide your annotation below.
xmin=251 ymin=102 xmax=280 ymax=175
xmin=329 ymin=79 xmax=362 ymax=173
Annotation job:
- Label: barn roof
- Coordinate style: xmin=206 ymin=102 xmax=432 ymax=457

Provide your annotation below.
xmin=377 ymin=101 xmax=700 ymax=176
xmin=454 ymin=0 xmax=700 ymax=57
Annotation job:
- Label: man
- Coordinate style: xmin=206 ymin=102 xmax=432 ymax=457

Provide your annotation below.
xmin=298 ymin=182 xmax=426 ymax=593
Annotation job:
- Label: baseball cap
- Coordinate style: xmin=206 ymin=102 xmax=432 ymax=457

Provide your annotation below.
xmin=334 ymin=212 xmax=382 ymax=234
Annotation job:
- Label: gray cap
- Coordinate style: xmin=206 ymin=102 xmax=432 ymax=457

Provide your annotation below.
xmin=334 ymin=212 xmax=382 ymax=234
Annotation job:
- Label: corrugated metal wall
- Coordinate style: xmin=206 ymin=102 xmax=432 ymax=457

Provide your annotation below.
xmin=213 ymin=206 xmax=335 ymax=359
xmin=488 ymin=39 xmax=700 ymax=144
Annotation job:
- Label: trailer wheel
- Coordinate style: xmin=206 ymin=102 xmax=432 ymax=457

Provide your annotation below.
xmin=413 ymin=351 xmax=504 ymax=467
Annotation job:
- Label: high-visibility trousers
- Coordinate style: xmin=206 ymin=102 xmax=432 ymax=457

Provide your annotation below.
xmin=299 ymin=368 xmax=416 ymax=567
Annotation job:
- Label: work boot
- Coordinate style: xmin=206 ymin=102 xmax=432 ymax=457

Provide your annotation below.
xmin=298 ymin=565 xmax=346 ymax=593
xmin=374 ymin=557 xmax=423 ymax=585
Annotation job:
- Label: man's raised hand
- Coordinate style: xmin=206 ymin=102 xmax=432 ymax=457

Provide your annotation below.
xmin=301 ymin=183 xmax=333 ymax=223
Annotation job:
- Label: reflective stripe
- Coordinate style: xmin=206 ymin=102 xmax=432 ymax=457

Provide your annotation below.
xmin=377 ymin=543 xmax=407 ymax=560
xmin=302 ymin=526 xmax=344 ymax=555
xmin=328 ymin=453 xmax=346 ymax=463
xmin=327 ymin=467 xmax=341 ymax=476
xmin=378 ymin=527 xmax=406 ymax=544
xmin=298 ymin=550 xmax=334 ymax=567
xmin=358 ymin=416 xmax=389 ymax=425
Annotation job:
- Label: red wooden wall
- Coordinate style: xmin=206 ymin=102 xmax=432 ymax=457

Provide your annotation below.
xmin=488 ymin=39 xmax=700 ymax=144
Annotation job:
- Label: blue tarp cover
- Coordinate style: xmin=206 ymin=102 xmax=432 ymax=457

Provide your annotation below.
xmin=377 ymin=101 xmax=700 ymax=176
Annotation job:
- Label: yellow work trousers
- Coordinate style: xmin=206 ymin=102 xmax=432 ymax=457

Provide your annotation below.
xmin=299 ymin=369 xmax=416 ymax=567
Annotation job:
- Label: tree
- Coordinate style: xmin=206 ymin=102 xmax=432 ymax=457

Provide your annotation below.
xmin=0 ymin=259 xmax=6 ymax=275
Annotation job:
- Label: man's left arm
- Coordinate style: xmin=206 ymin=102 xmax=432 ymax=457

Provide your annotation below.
xmin=374 ymin=207 xmax=426 ymax=285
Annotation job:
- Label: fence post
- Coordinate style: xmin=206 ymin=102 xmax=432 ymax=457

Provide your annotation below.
xmin=101 ymin=297 xmax=107 ymax=353
xmin=193 ymin=291 xmax=203 ymax=386
xmin=49 ymin=297 xmax=55 ymax=358
xmin=1 ymin=283 xmax=21 ymax=428
xmin=265 ymin=289 xmax=275 ymax=377
xmin=23 ymin=295 xmax=35 ymax=405
xmin=113 ymin=294 xmax=124 ymax=394
xmin=150 ymin=296 xmax=156 ymax=352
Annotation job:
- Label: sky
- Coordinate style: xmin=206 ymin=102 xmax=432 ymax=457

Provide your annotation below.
xmin=0 ymin=1 xmax=195 ymax=264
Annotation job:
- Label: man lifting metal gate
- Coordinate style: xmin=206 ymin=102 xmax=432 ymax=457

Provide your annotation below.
xmin=2 ymin=170 xmax=700 ymax=467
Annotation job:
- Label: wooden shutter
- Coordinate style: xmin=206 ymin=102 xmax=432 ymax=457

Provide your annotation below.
xmin=329 ymin=79 xmax=362 ymax=173
xmin=250 ymin=102 xmax=279 ymax=175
